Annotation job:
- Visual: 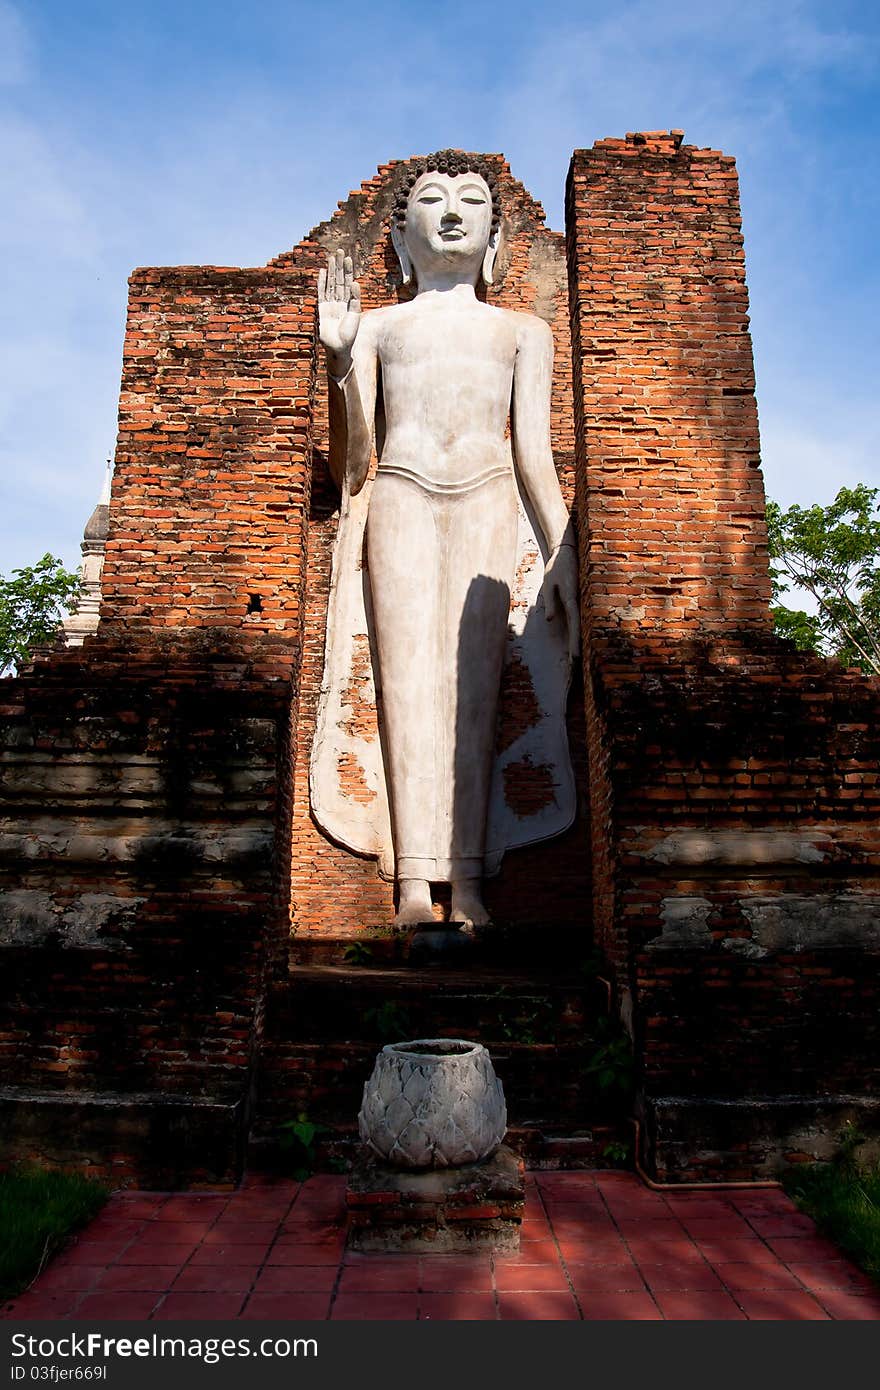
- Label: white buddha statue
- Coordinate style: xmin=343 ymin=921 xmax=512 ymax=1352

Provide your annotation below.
xmin=314 ymin=151 xmax=579 ymax=928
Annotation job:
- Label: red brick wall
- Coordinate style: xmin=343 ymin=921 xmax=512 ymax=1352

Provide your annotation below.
xmin=567 ymin=134 xmax=880 ymax=1178
xmin=103 ymin=265 xmax=316 ymax=682
xmin=567 ymin=131 xmax=772 ymax=642
xmin=608 ymin=638 xmax=880 ymax=1178
xmin=567 ymin=131 xmax=774 ymax=977
xmin=0 ymin=648 xmax=294 ymax=1185
xmin=274 ymin=157 xmax=592 ymax=939
xmin=0 ymin=266 xmax=317 ymax=1184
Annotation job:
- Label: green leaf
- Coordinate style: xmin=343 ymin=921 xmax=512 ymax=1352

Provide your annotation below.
xmin=342 ymin=941 xmax=374 ymax=966
xmin=771 ymin=604 xmax=823 ymax=653
xmin=766 ymin=487 xmax=880 ymax=675
xmin=0 ymin=554 xmax=83 ymax=676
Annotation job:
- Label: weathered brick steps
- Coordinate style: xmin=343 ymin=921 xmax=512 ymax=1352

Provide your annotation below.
xmin=267 ymin=962 xmax=592 ymax=1041
xmin=288 ymin=921 xmax=590 ymax=968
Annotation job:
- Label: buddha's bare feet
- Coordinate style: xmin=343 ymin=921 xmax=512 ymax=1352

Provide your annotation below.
xmin=451 ymin=877 xmax=491 ymax=927
xmin=394 ymin=878 xmax=434 ymax=926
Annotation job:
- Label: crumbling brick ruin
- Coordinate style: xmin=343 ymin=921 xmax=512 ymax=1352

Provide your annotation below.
xmin=1 ymin=133 xmax=877 ymax=1185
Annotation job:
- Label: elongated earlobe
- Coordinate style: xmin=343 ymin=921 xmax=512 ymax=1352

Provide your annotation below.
xmin=391 ymin=224 xmax=413 ymax=286
xmin=482 ymin=228 xmax=500 ymax=286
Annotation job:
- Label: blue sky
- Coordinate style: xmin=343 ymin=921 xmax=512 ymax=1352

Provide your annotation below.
xmin=1 ymin=0 xmax=878 ymax=577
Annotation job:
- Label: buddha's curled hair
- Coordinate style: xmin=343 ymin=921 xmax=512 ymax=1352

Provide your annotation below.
xmin=392 ymin=151 xmax=501 ymax=233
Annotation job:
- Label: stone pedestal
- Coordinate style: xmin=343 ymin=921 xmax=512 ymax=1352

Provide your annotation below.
xmin=346 ymin=1143 xmax=524 ymax=1253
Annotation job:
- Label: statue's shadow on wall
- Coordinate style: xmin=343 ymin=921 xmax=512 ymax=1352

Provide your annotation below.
xmin=367 ymin=563 xmax=570 ymax=920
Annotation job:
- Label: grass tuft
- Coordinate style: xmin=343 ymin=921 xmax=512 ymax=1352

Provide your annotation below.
xmin=782 ymin=1132 xmax=880 ymax=1286
xmin=0 ymin=1165 xmax=109 ymax=1300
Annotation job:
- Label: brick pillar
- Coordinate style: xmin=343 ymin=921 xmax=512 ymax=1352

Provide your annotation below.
xmin=566 ymin=131 xmax=772 ymax=642
xmin=564 ymin=135 xmax=880 ymax=1180
xmin=566 ymin=131 xmax=773 ymax=977
xmin=103 ymin=265 xmax=316 ymax=672
xmin=0 ymin=266 xmax=317 ymax=1185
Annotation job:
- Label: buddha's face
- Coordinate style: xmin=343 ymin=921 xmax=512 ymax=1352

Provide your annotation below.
xmin=403 ymin=170 xmax=494 ymax=283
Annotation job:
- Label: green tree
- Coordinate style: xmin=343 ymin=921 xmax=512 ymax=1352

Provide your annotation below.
xmin=0 ymin=554 xmax=83 ymax=677
xmin=767 ymin=485 xmax=880 ymax=676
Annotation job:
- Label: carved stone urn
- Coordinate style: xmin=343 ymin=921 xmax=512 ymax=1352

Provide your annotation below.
xmin=358 ymin=1038 xmax=507 ymax=1169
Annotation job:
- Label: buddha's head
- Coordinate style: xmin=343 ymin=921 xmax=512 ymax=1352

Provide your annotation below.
xmin=391 ymin=150 xmax=502 ymax=288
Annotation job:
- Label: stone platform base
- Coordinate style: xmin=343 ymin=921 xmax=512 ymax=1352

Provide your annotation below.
xmin=643 ymin=1092 xmax=880 ymax=1182
xmin=346 ymin=1144 xmax=524 ymax=1253
xmin=0 ymin=1086 xmax=246 ymax=1189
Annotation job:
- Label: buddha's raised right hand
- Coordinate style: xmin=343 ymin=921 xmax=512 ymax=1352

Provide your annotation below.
xmin=318 ymin=249 xmax=361 ymax=372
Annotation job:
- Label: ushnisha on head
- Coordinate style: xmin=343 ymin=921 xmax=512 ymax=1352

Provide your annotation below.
xmin=391 ymin=150 xmax=502 ymax=289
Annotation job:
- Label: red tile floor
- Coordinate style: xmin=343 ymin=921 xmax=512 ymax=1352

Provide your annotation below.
xmin=4 ymin=1170 xmax=879 ymax=1321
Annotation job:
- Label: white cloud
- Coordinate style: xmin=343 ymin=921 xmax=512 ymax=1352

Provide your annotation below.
xmin=493 ymin=0 xmax=876 ymax=226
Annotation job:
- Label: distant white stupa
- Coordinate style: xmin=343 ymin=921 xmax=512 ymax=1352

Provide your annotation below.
xmin=63 ymin=461 xmax=112 ymax=647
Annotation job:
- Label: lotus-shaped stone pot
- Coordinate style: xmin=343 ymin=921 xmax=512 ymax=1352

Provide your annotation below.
xmin=358 ymin=1038 xmax=507 ymax=1169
